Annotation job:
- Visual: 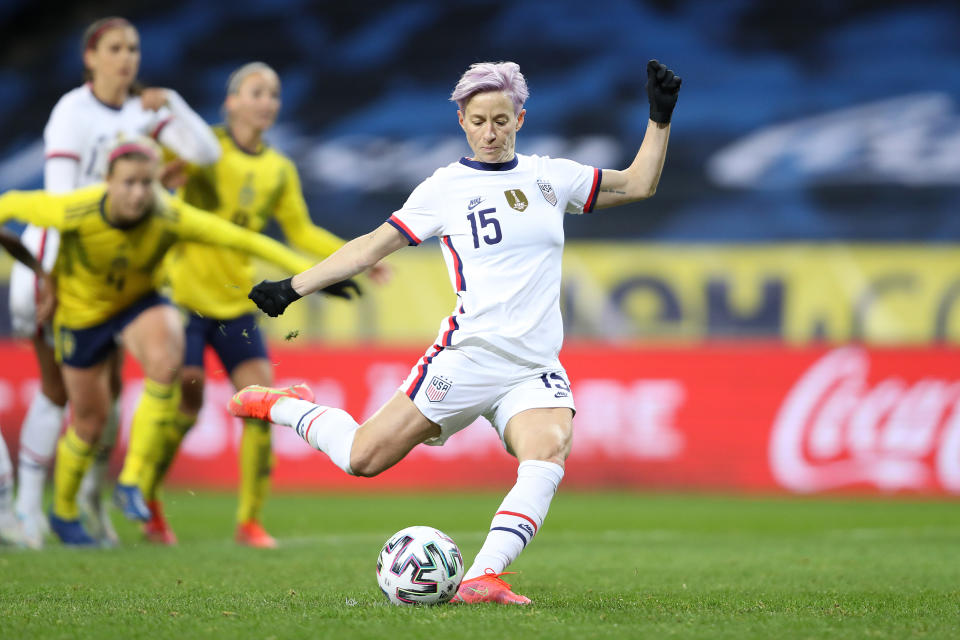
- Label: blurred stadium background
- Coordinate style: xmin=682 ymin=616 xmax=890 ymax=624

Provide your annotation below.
xmin=1 ymin=0 xmax=959 ymax=495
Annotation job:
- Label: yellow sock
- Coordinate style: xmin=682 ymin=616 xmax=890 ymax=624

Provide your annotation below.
xmin=237 ymin=419 xmax=273 ymax=524
xmin=143 ymin=410 xmax=196 ymax=501
xmin=52 ymin=427 xmax=94 ymax=520
xmin=118 ymin=379 xmax=178 ymax=487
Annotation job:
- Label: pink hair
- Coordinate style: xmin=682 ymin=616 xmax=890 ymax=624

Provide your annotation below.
xmin=450 ymin=61 xmax=529 ymax=115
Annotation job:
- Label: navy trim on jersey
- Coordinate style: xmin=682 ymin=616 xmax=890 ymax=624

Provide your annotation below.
xmin=387 ymin=217 xmax=420 ymax=245
xmin=441 ymin=236 xmax=466 ymax=291
xmin=584 ymin=168 xmax=603 ymax=213
xmin=86 ymin=84 xmax=124 ymax=112
xmin=458 ymin=156 xmax=519 ymax=171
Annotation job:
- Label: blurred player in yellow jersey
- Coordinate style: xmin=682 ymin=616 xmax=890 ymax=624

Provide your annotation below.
xmin=136 ymin=62 xmax=388 ymax=548
xmin=0 ymin=138 xmax=346 ymax=546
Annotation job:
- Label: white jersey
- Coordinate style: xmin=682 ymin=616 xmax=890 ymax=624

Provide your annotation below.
xmin=388 ymin=153 xmax=601 ymax=365
xmin=43 ymin=84 xmax=173 ymax=186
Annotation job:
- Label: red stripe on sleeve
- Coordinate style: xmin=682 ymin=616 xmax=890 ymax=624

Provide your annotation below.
xmin=388 ymin=215 xmax=422 ymax=245
xmin=45 ymin=151 xmax=81 ymax=161
xmin=584 ymin=167 xmax=601 ymax=213
xmin=151 ymin=117 xmax=173 ymax=140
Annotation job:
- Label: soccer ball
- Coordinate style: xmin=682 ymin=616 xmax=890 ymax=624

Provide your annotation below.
xmin=376 ymin=526 xmax=464 ymax=605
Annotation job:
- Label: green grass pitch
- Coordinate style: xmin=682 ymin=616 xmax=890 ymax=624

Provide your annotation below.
xmin=2 ymin=491 xmax=959 ymax=639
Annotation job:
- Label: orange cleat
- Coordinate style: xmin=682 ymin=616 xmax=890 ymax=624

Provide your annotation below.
xmin=449 ymin=570 xmax=531 ymax=605
xmin=142 ymin=500 xmax=177 ymax=546
xmin=235 ymin=520 xmax=278 ymax=549
xmin=227 ymin=383 xmax=315 ymax=421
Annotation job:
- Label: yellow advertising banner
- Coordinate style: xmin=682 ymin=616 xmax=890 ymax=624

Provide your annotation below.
xmin=2 ymin=243 xmax=958 ymax=344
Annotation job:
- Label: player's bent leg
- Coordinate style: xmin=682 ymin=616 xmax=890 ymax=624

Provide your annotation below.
xmin=15 ymin=336 xmax=67 ymax=547
xmin=452 ymin=408 xmax=573 ymax=605
xmin=349 ymin=392 xmax=441 ymax=477
xmin=230 ymin=358 xmax=277 ymax=548
xmin=229 ymin=388 xmax=439 ymax=478
xmin=115 ymin=304 xmax=184 ymax=522
xmin=50 ymin=362 xmax=111 ymax=546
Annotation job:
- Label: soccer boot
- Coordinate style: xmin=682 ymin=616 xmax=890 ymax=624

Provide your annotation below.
xmin=78 ymin=489 xmax=120 ymax=547
xmin=227 ymin=383 xmax=315 ymax=421
xmin=48 ymin=512 xmax=98 ymax=547
xmin=235 ymin=520 xmax=278 ymax=549
xmin=449 ymin=570 xmax=532 ymax=605
xmin=113 ymin=483 xmax=152 ymax=522
xmin=15 ymin=508 xmax=48 ymax=549
xmin=143 ymin=500 xmax=177 ymax=546
xmin=0 ymin=509 xmax=26 ymax=547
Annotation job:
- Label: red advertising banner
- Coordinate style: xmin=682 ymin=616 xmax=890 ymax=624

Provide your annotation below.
xmin=1 ymin=341 xmax=958 ymax=494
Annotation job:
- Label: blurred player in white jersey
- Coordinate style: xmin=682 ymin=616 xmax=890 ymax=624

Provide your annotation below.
xmin=11 ymin=16 xmax=219 ymax=547
xmin=0 ymin=229 xmax=55 ymax=547
xmin=230 ymin=60 xmax=680 ymax=603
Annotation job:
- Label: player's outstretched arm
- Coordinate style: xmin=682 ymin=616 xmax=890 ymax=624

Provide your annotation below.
xmin=173 ymin=197 xmax=312 ymax=274
xmin=0 ymin=190 xmax=68 ymax=229
xmin=249 ymin=222 xmax=408 ymax=317
xmin=593 ymin=59 xmax=681 ymax=210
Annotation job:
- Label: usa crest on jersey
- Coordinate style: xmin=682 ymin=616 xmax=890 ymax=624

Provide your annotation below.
xmin=426 ymin=376 xmax=453 ymax=402
xmin=537 ymin=180 xmax=557 ymax=206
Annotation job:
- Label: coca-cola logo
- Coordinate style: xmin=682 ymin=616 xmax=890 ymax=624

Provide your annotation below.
xmin=769 ymin=347 xmax=960 ymax=493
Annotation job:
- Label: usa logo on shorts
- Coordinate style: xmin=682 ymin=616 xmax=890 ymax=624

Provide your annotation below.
xmin=426 ymin=376 xmax=452 ymax=402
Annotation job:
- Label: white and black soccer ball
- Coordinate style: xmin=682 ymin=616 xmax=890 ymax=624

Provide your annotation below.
xmin=376 ymin=526 xmax=464 ymax=605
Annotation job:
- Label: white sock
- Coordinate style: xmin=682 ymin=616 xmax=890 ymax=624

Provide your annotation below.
xmin=0 ymin=434 xmax=14 ymax=513
xmin=271 ymin=398 xmax=359 ymax=475
xmin=79 ymin=398 xmax=119 ymax=500
xmin=15 ymin=392 xmax=65 ymax=515
xmin=464 ymin=460 xmax=564 ymax=580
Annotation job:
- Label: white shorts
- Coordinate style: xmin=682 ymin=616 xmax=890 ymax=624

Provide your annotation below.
xmin=399 ymin=341 xmax=575 ymax=448
xmin=9 ymin=225 xmax=59 ymax=341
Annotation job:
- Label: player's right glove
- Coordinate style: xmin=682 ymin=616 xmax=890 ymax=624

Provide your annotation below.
xmin=249 ymin=277 xmax=302 ymax=317
xmin=646 ymin=59 xmax=682 ymax=124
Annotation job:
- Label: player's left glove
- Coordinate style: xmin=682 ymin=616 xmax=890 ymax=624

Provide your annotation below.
xmin=646 ymin=59 xmax=682 ymax=124
xmin=249 ymin=277 xmax=301 ymax=317
xmin=319 ymin=279 xmax=362 ymax=300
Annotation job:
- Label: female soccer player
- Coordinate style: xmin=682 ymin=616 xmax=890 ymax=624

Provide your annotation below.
xmin=0 ymin=229 xmax=54 ymax=547
xmin=0 ymin=138 xmax=330 ymax=546
xmin=230 ymin=60 xmax=681 ymax=603
xmin=11 ymin=16 xmax=220 ymax=548
xmin=133 ymin=62 xmax=386 ymax=547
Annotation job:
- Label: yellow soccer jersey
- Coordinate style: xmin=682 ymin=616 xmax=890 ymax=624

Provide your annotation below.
xmin=165 ymin=126 xmax=344 ymax=319
xmin=0 ymin=184 xmax=312 ymax=329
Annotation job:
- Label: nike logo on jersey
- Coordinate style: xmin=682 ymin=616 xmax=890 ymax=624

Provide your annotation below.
xmin=467 ymin=196 xmax=485 ymax=210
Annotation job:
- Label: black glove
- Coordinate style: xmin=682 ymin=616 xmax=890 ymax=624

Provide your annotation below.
xmin=320 ymin=278 xmax=362 ymax=300
xmin=646 ymin=59 xmax=682 ymax=124
xmin=249 ymin=277 xmax=302 ymax=317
